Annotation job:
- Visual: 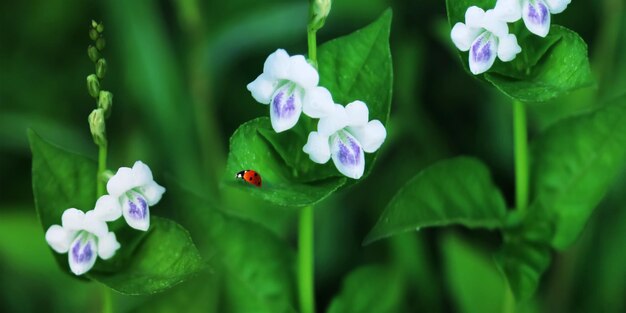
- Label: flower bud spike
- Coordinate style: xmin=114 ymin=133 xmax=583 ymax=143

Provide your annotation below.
xmin=88 ymin=45 xmax=100 ymax=63
xmin=89 ymin=28 xmax=99 ymax=41
xmin=86 ymin=74 xmax=100 ymax=98
xmin=98 ymin=91 xmax=113 ymax=118
xmin=96 ymin=58 xmax=107 ymax=79
xmin=88 ymin=109 xmax=107 ymax=146
xmin=96 ymin=37 xmax=106 ymax=51
xmin=308 ymin=0 xmax=332 ymax=32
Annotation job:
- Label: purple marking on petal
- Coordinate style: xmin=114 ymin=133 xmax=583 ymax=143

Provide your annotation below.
xmin=272 ymin=90 xmax=296 ymax=118
xmin=527 ymin=1 xmax=549 ymax=25
xmin=128 ymin=195 xmax=148 ymax=219
xmin=471 ymin=36 xmax=492 ymax=63
xmin=272 ymin=91 xmax=284 ymax=117
xmin=72 ymin=239 xmax=93 ymax=264
xmin=338 ymin=137 xmax=362 ymax=166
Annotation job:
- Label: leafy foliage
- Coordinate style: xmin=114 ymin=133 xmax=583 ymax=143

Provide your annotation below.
xmin=170 ymin=183 xmax=297 ymax=313
xmin=28 ymin=130 xmax=204 ymax=294
xmin=326 ymin=265 xmax=404 ymax=313
xmin=365 ymin=157 xmax=507 ymax=244
xmin=530 ymin=95 xmax=626 ymax=249
xmin=445 ymin=0 xmax=593 ymax=102
xmin=223 ymin=10 xmax=393 ymax=206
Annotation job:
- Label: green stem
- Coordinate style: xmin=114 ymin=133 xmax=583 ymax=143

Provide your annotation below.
xmin=307 ymin=28 xmax=318 ymax=68
xmin=298 ymin=206 xmax=315 ymax=313
xmin=513 ymin=100 xmax=529 ymax=211
xmin=96 ymin=143 xmax=107 ymax=197
xmin=102 ymin=285 xmax=113 ymax=313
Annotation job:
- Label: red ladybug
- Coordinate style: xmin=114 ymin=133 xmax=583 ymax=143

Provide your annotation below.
xmin=236 ymin=170 xmax=262 ymax=187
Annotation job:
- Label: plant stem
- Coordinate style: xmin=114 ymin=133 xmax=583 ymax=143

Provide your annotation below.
xmin=513 ymin=100 xmax=529 ymax=211
xmin=96 ymin=143 xmax=108 ymax=197
xmin=307 ymin=28 xmax=318 ymax=68
xmin=102 ymin=285 xmax=113 ymax=313
xmin=298 ymin=206 xmax=315 ymax=313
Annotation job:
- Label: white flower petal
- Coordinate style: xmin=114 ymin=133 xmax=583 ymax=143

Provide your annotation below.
xmin=122 ymin=193 xmax=150 ymax=231
xmin=68 ymin=233 xmax=97 ymax=275
xmin=318 ymin=104 xmax=348 ymax=136
xmin=451 ymin=22 xmax=480 ymax=51
xmin=263 ymin=49 xmax=290 ymax=79
xmin=106 ymin=166 xmax=134 ymax=197
xmin=468 ymin=32 xmax=498 ymax=75
xmin=247 ymin=73 xmax=278 ymax=104
xmin=465 ymin=6 xmax=486 ymax=28
xmin=45 ymin=225 xmax=74 ymax=254
xmin=497 ymin=33 xmax=522 ymax=62
xmin=494 ymin=0 xmax=523 ymax=22
xmin=303 ymin=86 xmax=335 ymax=118
xmin=94 ymin=195 xmax=122 ymax=222
xmin=482 ymin=9 xmax=509 ymax=37
xmin=331 ymin=132 xmax=365 ymax=179
xmin=61 ymin=208 xmax=85 ymax=231
xmin=287 ymin=55 xmax=319 ymax=89
xmin=522 ymin=0 xmax=551 ymax=37
xmin=83 ymin=211 xmax=109 ymax=237
xmin=131 ymin=161 xmax=154 ymax=187
xmin=344 ymin=100 xmax=369 ymax=127
xmin=97 ymin=231 xmax=120 ymax=260
xmin=347 ymin=120 xmax=387 ymax=153
xmin=269 ymin=85 xmax=303 ymax=132
xmin=140 ymin=181 xmax=166 ymax=206
xmin=545 ymin=0 xmax=570 ymax=14
xmin=303 ymin=131 xmax=331 ymax=164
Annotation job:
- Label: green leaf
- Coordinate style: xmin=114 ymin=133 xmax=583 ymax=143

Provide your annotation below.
xmin=28 ymin=130 xmax=204 ymax=293
xmin=89 ymin=217 xmax=205 ymax=295
xmin=446 ymin=0 xmax=593 ymax=102
xmin=496 ymin=233 xmax=551 ymax=302
xmin=485 ymin=26 xmax=594 ymax=102
xmin=170 ymin=183 xmax=297 ymax=313
xmin=318 ymin=8 xmax=392 ymax=125
xmin=225 ymin=9 xmax=393 ymax=199
xmin=326 ymin=265 xmax=404 ymax=313
xmin=530 ymin=95 xmax=626 ymax=249
xmin=224 ymin=118 xmax=346 ymax=207
xmin=442 ymin=234 xmax=507 ymax=313
xmin=364 ymin=157 xmax=507 ymax=244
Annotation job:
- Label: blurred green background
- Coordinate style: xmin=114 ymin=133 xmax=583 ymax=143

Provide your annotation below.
xmin=1 ymin=0 xmax=625 ymax=312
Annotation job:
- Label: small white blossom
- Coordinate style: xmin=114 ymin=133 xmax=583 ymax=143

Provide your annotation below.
xmin=247 ymin=49 xmax=335 ymax=133
xmin=45 ymin=208 xmax=120 ymax=275
xmin=303 ymin=101 xmax=386 ymax=179
xmin=451 ymin=6 xmax=522 ymax=75
xmin=94 ymin=161 xmax=165 ymax=231
xmin=494 ymin=0 xmax=571 ymax=37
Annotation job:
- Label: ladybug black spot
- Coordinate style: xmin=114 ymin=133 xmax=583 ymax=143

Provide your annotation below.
xmin=254 ymin=172 xmax=258 ymax=177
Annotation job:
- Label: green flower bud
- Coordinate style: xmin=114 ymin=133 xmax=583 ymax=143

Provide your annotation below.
xmin=98 ymin=91 xmax=113 ymax=118
xmin=96 ymin=58 xmax=107 ymax=79
xmin=86 ymin=74 xmax=100 ymax=98
xmin=96 ymin=37 xmax=106 ymax=51
xmin=96 ymin=23 xmax=104 ymax=33
xmin=89 ymin=28 xmax=99 ymax=41
xmin=88 ymin=109 xmax=107 ymax=146
xmin=308 ymin=0 xmax=332 ymax=32
xmin=91 ymin=20 xmax=98 ymax=28
xmin=88 ymin=45 xmax=100 ymax=63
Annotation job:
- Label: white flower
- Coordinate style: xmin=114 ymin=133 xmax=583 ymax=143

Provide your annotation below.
xmin=451 ymin=6 xmax=522 ymax=75
xmin=247 ymin=49 xmax=335 ymax=133
xmin=94 ymin=161 xmax=165 ymax=231
xmin=45 ymin=208 xmax=120 ymax=275
xmin=302 ymin=101 xmax=386 ymax=179
xmin=494 ymin=0 xmax=571 ymax=37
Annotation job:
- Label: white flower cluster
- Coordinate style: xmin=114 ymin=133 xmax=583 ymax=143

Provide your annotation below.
xmin=45 ymin=161 xmax=165 ymax=275
xmin=451 ymin=0 xmax=571 ymax=74
xmin=247 ymin=49 xmax=386 ymax=179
